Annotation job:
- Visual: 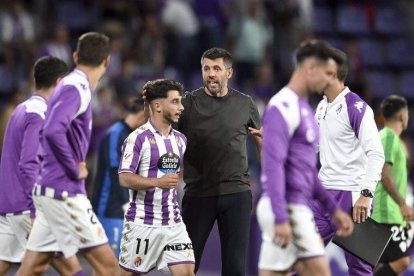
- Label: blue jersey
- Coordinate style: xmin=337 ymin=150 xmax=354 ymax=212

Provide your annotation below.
xmin=92 ymin=120 xmax=133 ymax=218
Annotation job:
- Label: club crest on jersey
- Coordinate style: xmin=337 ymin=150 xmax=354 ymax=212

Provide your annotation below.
xmin=336 ymin=104 xmax=343 ymax=115
xmin=149 ymin=138 xmax=156 ymax=144
xmin=134 ymin=256 xmax=143 ymax=266
xmin=158 ymin=152 xmax=180 ymax=174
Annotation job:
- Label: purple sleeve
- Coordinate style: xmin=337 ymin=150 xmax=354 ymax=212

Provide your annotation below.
xmin=118 ymin=134 xmax=143 ymax=174
xmin=262 ymin=106 xmax=289 ymax=224
xmin=18 ymin=113 xmax=43 ymax=217
xmin=345 ymin=92 xmax=367 ymax=139
xmin=43 ymin=85 xmax=80 ymax=180
xmin=313 ymin=174 xmax=339 ymax=216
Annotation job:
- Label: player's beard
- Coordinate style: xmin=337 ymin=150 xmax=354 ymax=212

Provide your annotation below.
xmin=204 ymin=78 xmax=224 ymax=97
xmin=163 ymin=111 xmax=179 ymax=125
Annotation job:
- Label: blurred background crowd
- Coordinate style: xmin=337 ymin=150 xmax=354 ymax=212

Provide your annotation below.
xmin=1 ymin=0 xmax=414 ymax=274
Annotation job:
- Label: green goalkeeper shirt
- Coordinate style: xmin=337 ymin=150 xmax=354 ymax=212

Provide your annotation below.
xmin=372 ymin=127 xmax=407 ymax=226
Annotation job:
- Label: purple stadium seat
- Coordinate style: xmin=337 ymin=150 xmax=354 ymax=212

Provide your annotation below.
xmin=56 ymin=1 xmax=90 ymax=30
xmin=366 ymin=71 xmax=394 ymax=99
xmin=325 ymin=38 xmax=346 ymax=51
xmin=313 ymin=6 xmax=335 ymax=34
xmin=358 ymin=39 xmax=385 ymax=68
xmin=337 ymin=4 xmax=370 ymax=35
xmin=386 ymin=39 xmax=414 ymax=67
xmin=374 ymin=6 xmax=406 ymax=35
xmin=398 ymin=72 xmax=414 ymax=100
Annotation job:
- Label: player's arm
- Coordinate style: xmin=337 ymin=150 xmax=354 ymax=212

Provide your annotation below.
xmin=262 ymin=106 xmax=291 ymax=246
xmin=248 ymin=96 xmax=262 ymax=161
xmin=380 ymin=163 xmax=414 ymax=220
xmin=119 ymin=172 xmax=179 ymax=190
xmin=18 ymin=113 xmax=43 ymax=217
xmin=43 ymin=85 xmax=84 ymax=180
xmin=358 ymin=107 xmax=385 ymax=193
xmin=353 ymin=106 xmax=385 ymax=222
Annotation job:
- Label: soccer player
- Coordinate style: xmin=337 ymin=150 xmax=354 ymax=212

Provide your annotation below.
xmin=372 ymin=95 xmax=414 ymax=276
xmin=312 ymin=48 xmax=385 ymax=275
xmin=177 ymin=47 xmax=262 ymax=275
xmin=0 ymin=56 xmax=83 ymax=275
xmin=258 ymin=40 xmax=353 ymax=276
xmin=92 ymin=97 xmax=146 ymax=256
xmin=18 ymin=33 xmax=117 ymax=276
xmin=118 ymin=79 xmax=194 ymax=275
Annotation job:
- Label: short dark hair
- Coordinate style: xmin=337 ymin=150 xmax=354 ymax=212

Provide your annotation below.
xmin=126 ymin=97 xmax=145 ymax=114
xmin=143 ymin=79 xmax=184 ymax=103
xmin=295 ymin=40 xmax=336 ymax=65
xmin=201 ymin=48 xmax=232 ymax=68
xmin=331 ymin=48 xmax=349 ymax=82
xmin=34 ymin=56 xmax=68 ymax=89
xmin=76 ymin=32 xmax=110 ymax=67
xmin=381 ymin=95 xmax=408 ymax=120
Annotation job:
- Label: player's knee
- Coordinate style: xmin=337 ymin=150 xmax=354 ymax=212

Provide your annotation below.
xmin=392 ymin=256 xmax=410 ymax=272
xmin=18 ymin=263 xmax=48 ymax=276
xmin=102 ymin=257 xmax=117 ymax=272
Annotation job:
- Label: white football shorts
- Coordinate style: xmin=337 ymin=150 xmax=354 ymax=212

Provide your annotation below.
xmin=0 ymin=213 xmax=32 ymax=262
xmin=118 ymin=222 xmax=194 ymax=273
xmin=27 ymin=194 xmax=108 ymax=258
xmin=257 ymin=196 xmax=325 ymax=271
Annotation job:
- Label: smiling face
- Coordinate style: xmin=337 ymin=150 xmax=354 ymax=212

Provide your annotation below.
xmin=158 ymin=90 xmax=184 ymax=124
xmin=201 ymin=57 xmax=233 ymax=97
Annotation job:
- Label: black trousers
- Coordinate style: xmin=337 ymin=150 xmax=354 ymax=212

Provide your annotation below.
xmin=182 ymin=190 xmax=252 ymax=276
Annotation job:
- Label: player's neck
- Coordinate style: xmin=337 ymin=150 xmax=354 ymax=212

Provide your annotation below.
xmin=150 ymin=116 xmax=172 ymax=137
xmin=287 ymin=72 xmax=308 ymax=99
xmin=384 ymin=121 xmax=403 ymax=136
xmin=325 ymin=84 xmax=345 ymax=103
xmin=76 ymin=65 xmax=103 ymax=90
xmin=34 ymin=87 xmax=54 ymax=101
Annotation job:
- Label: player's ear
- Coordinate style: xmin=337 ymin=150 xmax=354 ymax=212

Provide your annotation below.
xmin=154 ymin=101 xmax=162 ymax=113
xmin=73 ymin=52 xmax=78 ymax=65
xmin=103 ymin=55 xmax=111 ymax=69
xmin=227 ymin=67 xmax=233 ymax=79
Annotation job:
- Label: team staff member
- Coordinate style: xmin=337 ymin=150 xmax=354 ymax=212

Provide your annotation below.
xmin=177 ymin=47 xmax=262 ymax=275
xmin=312 ymin=48 xmax=385 ymax=276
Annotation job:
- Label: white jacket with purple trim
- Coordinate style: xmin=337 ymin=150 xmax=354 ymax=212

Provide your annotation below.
xmin=315 ymin=87 xmax=384 ymax=193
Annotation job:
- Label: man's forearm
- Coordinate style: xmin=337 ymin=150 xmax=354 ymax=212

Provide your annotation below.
xmin=119 ymin=172 xmax=157 ymax=190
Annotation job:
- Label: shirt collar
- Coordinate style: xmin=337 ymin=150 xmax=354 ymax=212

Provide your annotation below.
xmin=323 ymin=86 xmax=350 ymax=104
xmin=32 ymin=94 xmax=47 ymax=103
xmin=147 ymin=120 xmax=173 ymax=138
xmin=73 ymin=68 xmax=88 ymax=80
